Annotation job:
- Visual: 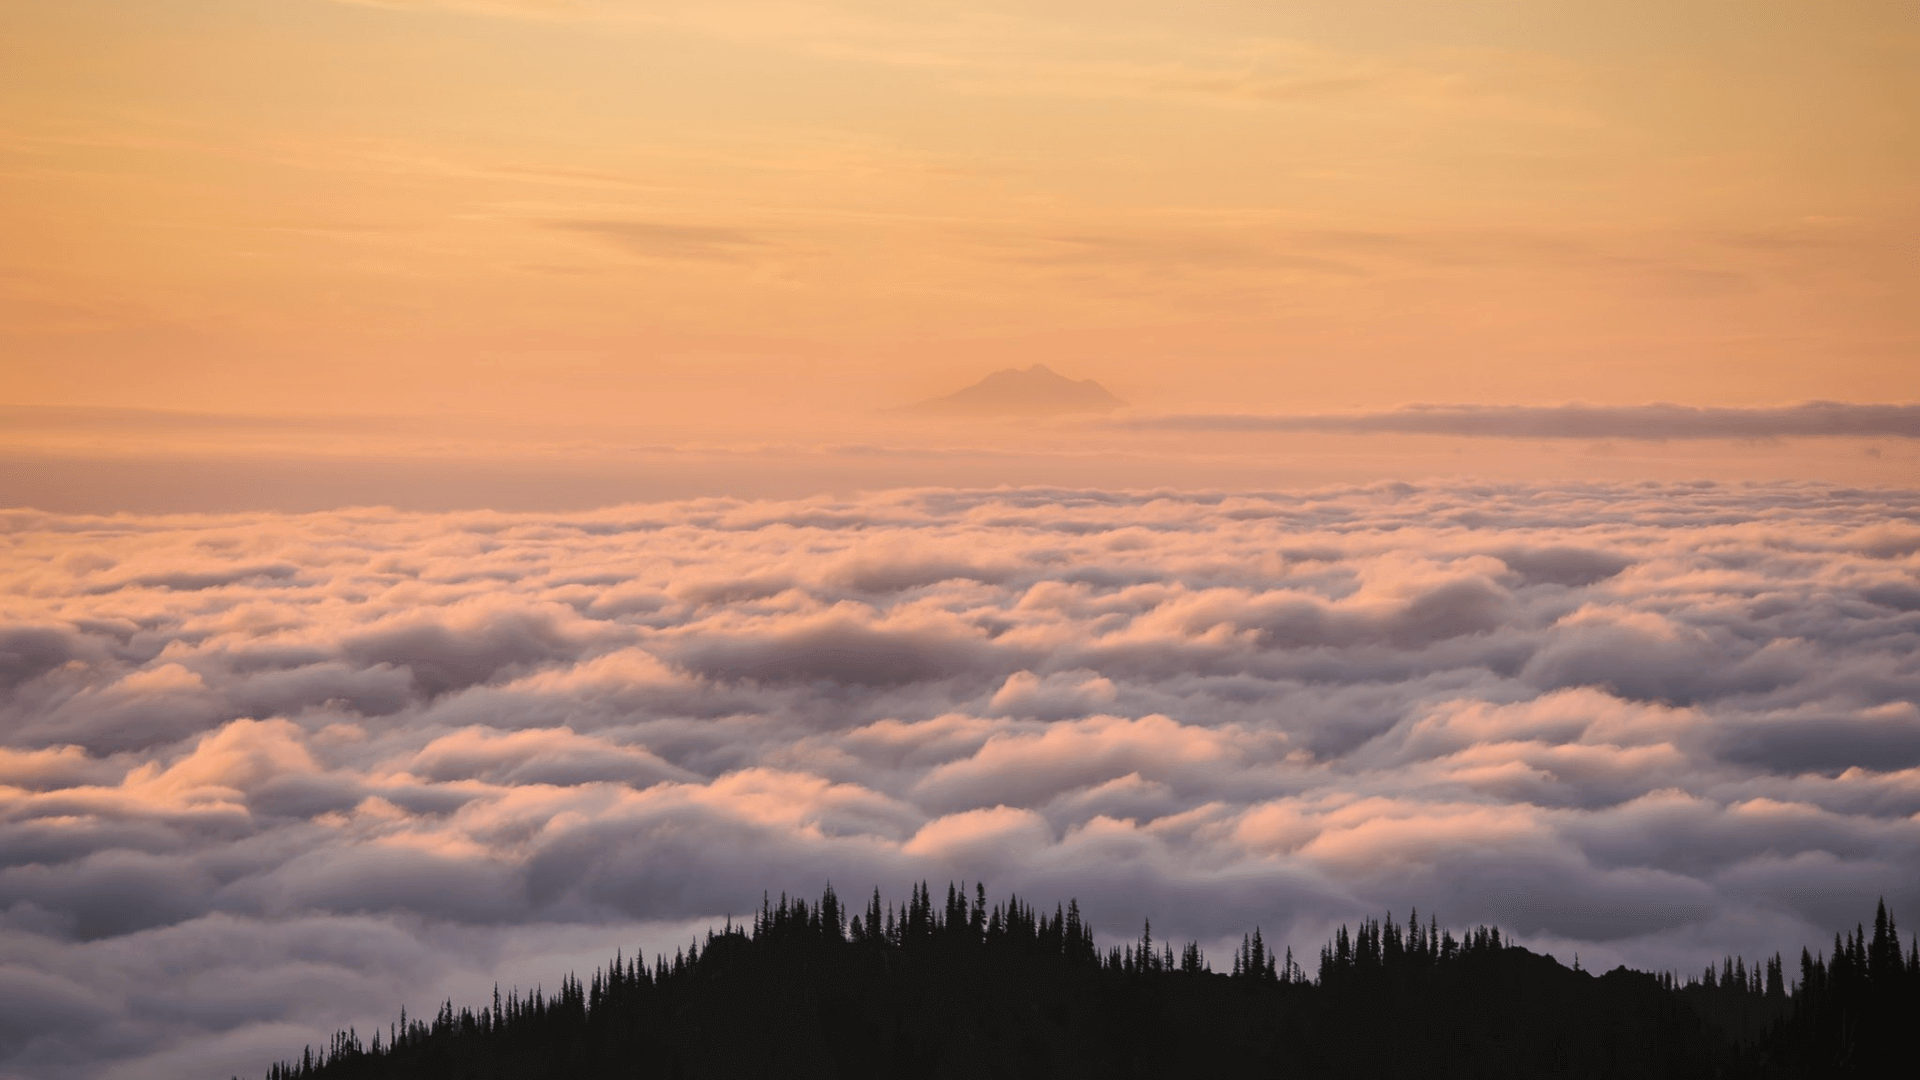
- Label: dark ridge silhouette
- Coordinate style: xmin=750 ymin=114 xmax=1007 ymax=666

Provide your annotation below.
xmin=901 ymin=364 xmax=1126 ymax=417
xmin=250 ymin=887 xmax=1918 ymax=1079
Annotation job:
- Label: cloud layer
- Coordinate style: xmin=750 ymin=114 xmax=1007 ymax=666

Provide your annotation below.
xmin=3 ymin=482 xmax=1918 ymax=1078
xmin=1131 ymin=401 xmax=1920 ymax=440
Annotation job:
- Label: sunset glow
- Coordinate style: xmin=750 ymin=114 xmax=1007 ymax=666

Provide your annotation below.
xmin=3 ymin=4 xmax=1917 ymax=1078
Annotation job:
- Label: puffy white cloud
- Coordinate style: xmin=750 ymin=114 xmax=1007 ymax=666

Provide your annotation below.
xmin=1 ymin=481 xmax=1916 ymax=1078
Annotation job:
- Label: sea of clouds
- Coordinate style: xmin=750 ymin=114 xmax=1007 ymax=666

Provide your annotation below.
xmin=3 ymin=481 xmax=1919 ymax=1079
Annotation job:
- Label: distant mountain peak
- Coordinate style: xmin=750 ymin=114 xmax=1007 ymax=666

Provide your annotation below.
xmin=904 ymin=364 xmax=1125 ymax=417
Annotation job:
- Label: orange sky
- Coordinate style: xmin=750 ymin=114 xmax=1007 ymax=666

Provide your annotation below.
xmin=4 ymin=0 xmax=1916 ymax=435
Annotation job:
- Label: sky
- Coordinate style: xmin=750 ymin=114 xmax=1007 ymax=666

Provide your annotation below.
xmin=2 ymin=4 xmax=1919 ymax=1078
xmin=3 ymin=1 xmax=1918 ymax=485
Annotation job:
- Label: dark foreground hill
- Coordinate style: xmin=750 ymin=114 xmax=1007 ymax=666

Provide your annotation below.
xmin=258 ymin=886 xmax=1917 ymax=1080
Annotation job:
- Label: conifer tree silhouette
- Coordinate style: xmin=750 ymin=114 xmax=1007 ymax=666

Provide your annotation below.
xmin=254 ymin=887 xmax=1919 ymax=1080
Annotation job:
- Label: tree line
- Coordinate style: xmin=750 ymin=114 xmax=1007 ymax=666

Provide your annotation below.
xmin=249 ymin=887 xmax=1918 ymax=1078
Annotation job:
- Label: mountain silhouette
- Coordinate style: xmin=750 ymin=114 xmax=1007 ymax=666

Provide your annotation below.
xmin=903 ymin=364 xmax=1125 ymax=417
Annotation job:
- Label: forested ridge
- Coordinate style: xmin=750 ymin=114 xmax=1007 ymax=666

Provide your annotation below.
xmin=253 ymin=886 xmax=1918 ymax=1079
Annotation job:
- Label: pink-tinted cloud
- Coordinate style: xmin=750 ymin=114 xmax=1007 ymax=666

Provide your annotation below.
xmin=1 ymin=481 xmax=1916 ymax=1078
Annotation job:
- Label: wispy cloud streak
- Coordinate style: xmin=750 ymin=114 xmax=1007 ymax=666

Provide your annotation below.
xmin=1126 ymin=402 xmax=1920 ymax=440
